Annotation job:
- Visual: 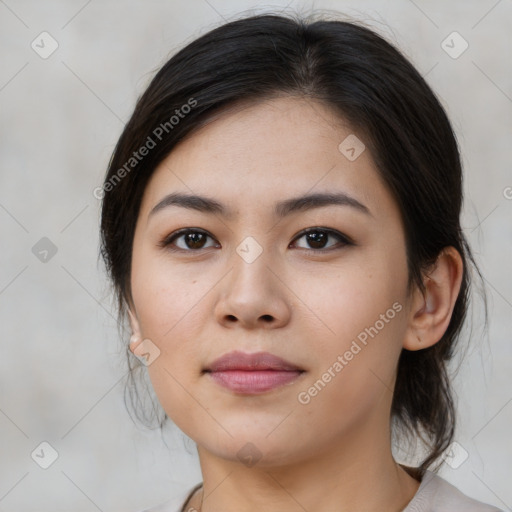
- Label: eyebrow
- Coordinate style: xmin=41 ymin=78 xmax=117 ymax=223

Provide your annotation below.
xmin=149 ymin=191 xmax=372 ymax=219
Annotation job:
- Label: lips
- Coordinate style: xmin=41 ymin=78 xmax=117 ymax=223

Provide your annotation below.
xmin=204 ymin=351 xmax=305 ymax=394
xmin=206 ymin=351 xmax=303 ymax=372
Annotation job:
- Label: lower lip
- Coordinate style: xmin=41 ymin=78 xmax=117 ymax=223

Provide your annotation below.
xmin=207 ymin=370 xmax=303 ymax=394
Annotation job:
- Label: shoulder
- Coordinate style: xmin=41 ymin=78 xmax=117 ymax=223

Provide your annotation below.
xmin=137 ymin=483 xmax=202 ymax=512
xmin=404 ymin=470 xmax=504 ymax=512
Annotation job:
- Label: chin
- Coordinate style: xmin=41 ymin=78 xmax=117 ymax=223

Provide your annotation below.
xmin=196 ymin=426 xmax=310 ymax=469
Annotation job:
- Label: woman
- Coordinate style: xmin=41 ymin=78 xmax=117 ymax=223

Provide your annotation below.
xmin=99 ymin=13 xmax=502 ymax=512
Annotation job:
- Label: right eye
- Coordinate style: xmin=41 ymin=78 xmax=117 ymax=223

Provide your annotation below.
xmin=159 ymin=228 xmax=220 ymax=252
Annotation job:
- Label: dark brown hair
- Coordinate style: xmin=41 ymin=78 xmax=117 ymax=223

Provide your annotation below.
xmin=99 ymin=12 xmax=485 ymax=476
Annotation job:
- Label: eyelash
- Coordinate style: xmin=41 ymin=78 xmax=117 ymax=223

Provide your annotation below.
xmin=158 ymin=227 xmax=353 ymax=254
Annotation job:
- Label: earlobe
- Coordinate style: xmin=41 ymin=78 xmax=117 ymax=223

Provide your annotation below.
xmin=127 ymin=307 xmax=143 ymax=354
xmin=403 ymin=247 xmax=463 ymax=351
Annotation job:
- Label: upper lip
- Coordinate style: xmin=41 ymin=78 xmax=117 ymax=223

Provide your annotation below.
xmin=205 ymin=351 xmax=303 ymax=372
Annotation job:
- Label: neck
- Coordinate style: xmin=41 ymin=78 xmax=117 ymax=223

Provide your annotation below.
xmin=189 ymin=420 xmax=421 ymax=512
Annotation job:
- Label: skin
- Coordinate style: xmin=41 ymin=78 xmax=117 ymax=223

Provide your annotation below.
xmin=128 ymin=96 xmax=463 ymax=512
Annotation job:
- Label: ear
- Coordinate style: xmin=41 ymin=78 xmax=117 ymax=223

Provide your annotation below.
xmin=127 ymin=306 xmax=143 ymax=355
xmin=403 ymin=246 xmax=463 ymax=351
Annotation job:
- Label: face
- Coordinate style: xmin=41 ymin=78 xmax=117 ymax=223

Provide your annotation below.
xmin=129 ymin=96 xmax=413 ymax=467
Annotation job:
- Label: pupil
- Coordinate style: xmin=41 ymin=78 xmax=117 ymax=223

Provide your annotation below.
xmin=308 ymin=231 xmax=326 ymax=248
xmin=187 ymin=232 xmax=205 ymax=249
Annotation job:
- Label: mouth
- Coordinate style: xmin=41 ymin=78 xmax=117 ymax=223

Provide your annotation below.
xmin=203 ymin=350 xmax=305 ymax=394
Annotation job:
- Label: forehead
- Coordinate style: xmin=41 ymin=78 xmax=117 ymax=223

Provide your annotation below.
xmin=139 ymin=96 xmax=393 ymax=220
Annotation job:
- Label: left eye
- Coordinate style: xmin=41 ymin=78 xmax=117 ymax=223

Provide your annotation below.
xmin=291 ymin=228 xmax=351 ymax=251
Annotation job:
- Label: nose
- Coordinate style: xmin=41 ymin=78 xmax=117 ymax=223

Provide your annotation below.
xmin=214 ymin=245 xmax=292 ymax=330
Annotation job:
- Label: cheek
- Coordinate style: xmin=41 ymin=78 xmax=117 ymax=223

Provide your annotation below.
xmin=296 ymin=257 xmax=406 ymax=351
xmin=130 ymin=247 xmax=210 ymax=384
xmin=131 ymin=242 xmax=210 ymax=339
xmin=295 ymin=301 xmax=406 ymax=439
xmin=294 ymin=259 xmax=408 ymax=408
xmin=130 ymin=256 xmax=215 ymax=432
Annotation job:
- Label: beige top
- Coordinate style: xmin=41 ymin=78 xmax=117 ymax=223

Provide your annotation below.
xmin=141 ymin=470 xmax=503 ymax=512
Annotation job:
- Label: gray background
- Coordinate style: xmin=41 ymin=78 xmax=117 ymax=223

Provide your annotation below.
xmin=0 ymin=0 xmax=510 ymax=511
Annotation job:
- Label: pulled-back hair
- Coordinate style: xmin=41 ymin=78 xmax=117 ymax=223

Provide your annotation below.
xmin=99 ymin=12 xmax=484 ymax=476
